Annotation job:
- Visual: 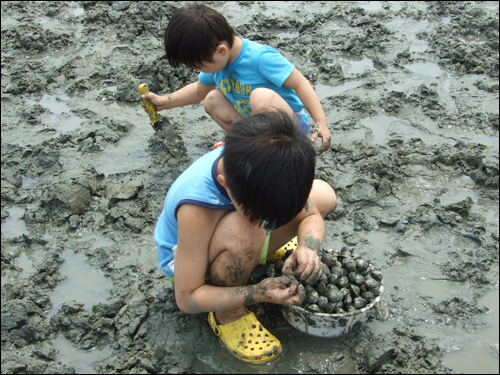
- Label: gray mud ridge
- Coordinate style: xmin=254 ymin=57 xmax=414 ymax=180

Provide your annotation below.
xmin=1 ymin=1 xmax=498 ymax=374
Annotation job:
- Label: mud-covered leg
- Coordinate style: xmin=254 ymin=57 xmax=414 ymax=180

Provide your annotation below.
xmin=207 ymin=210 xmax=266 ymax=324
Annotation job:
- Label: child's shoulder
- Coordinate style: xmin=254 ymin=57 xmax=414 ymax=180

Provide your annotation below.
xmin=242 ymin=38 xmax=283 ymax=60
xmin=245 ymin=38 xmax=276 ymax=52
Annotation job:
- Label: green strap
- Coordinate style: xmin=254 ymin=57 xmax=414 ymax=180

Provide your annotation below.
xmin=166 ymin=275 xmax=175 ymax=286
xmin=259 ymin=233 xmax=271 ymax=265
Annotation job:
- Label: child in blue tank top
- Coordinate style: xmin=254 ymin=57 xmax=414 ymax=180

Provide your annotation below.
xmin=153 ymin=112 xmax=337 ymax=364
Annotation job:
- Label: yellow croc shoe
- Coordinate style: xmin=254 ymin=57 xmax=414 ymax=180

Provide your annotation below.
xmin=208 ymin=309 xmax=282 ymax=364
xmin=266 ymin=236 xmax=298 ymax=262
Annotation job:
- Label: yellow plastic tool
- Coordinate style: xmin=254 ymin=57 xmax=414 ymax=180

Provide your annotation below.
xmin=138 ymin=83 xmax=161 ymax=125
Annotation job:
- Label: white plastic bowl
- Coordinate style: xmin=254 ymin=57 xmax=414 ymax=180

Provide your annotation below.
xmin=281 ymin=284 xmax=383 ymax=338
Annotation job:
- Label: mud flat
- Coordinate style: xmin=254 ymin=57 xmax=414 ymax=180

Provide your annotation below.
xmin=1 ymin=1 xmax=498 ymax=374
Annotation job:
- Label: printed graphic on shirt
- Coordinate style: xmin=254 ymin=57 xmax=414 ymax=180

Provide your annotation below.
xmin=219 ymin=76 xmax=253 ymax=117
xmin=219 ymin=78 xmax=252 ymax=96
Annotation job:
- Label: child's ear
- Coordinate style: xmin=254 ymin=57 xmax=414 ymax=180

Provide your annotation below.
xmin=217 ymin=174 xmax=227 ymax=188
xmin=216 ymin=44 xmax=228 ymax=56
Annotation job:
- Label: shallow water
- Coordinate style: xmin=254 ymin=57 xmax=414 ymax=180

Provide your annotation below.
xmin=441 ymin=288 xmax=499 ymax=374
xmin=52 ymin=335 xmax=112 ymax=375
xmin=2 ymin=206 xmax=28 ymax=238
xmin=46 ymin=249 xmax=112 ymax=320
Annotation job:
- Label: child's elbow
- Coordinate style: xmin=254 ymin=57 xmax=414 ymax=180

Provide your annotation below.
xmin=175 ymin=295 xmax=199 ymax=314
xmin=177 ymin=304 xmax=194 ymax=314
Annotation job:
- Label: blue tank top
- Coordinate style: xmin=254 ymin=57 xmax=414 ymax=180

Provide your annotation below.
xmin=154 ymin=147 xmax=234 ymax=276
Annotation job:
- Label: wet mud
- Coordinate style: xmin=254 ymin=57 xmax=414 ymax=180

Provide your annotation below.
xmin=1 ymin=1 xmax=499 ymax=374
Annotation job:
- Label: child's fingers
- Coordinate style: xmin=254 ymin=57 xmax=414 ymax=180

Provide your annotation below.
xmin=317 ymin=135 xmax=332 ymax=153
xmin=281 ymin=253 xmax=298 ymax=275
xmin=285 ymin=284 xmax=305 ymax=305
xmin=310 ymin=132 xmax=319 ymax=142
xmin=318 ymin=142 xmax=329 ymax=153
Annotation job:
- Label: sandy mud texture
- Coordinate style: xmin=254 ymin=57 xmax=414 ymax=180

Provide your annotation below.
xmin=1 ymin=1 xmax=499 ymax=374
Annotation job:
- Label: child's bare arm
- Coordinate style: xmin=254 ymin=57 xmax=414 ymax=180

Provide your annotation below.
xmin=141 ymin=81 xmax=215 ymax=111
xmin=281 ymin=197 xmax=325 ymax=282
xmin=284 ymin=68 xmax=332 ymax=152
xmin=174 ymin=205 xmax=304 ymax=314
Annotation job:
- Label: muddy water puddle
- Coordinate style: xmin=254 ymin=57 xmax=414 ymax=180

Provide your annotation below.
xmin=192 ymin=326 xmax=368 ymax=374
xmin=27 ymin=90 xmax=154 ymax=176
xmin=52 ymin=335 xmax=111 ymax=375
xmin=315 ymin=81 xmax=364 ymax=100
xmin=1 ymin=205 xmax=28 ymax=238
xmin=441 ymin=288 xmax=499 ymax=374
xmin=364 ymin=235 xmax=499 ymax=375
xmin=45 ymin=246 xmax=114 ymax=370
xmin=46 ymin=249 xmax=112 ymax=320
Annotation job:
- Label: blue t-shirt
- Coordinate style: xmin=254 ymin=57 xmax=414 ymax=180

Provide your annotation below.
xmin=154 ymin=147 xmax=234 ymax=276
xmin=198 ymin=38 xmax=304 ymax=118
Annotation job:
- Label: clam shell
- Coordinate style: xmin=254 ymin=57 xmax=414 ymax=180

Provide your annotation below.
xmin=274 ymin=260 xmax=284 ymax=274
xmin=350 ymin=284 xmax=361 ymax=296
xmin=364 ymin=278 xmax=380 ymax=292
xmin=354 ymin=297 xmax=367 ymax=309
xmin=316 ymin=281 xmax=327 ymax=295
xmin=306 ymin=290 xmax=319 ymax=304
xmin=318 ymin=296 xmax=328 ymax=310
xmin=308 ymin=303 xmax=320 ymax=312
xmin=328 ymin=274 xmax=339 ymax=285
xmin=330 ymin=266 xmax=343 ymax=277
xmin=336 ymin=275 xmax=349 ymax=288
xmin=322 ymin=264 xmax=331 ymax=276
xmin=362 ymin=291 xmax=375 ymax=303
xmin=322 ymin=253 xmax=335 ymax=266
xmin=371 ymin=270 xmax=383 ymax=281
xmin=356 ymin=258 xmax=369 ymax=272
xmin=343 ymin=258 xmax=357 ymax=272
xmin=325 ymin=302 xmax=337 ymax=313
xmin=327 ymin=289 xmax=343 ymax=303
xmin=352 ymin=273 xmax=366 ymax=286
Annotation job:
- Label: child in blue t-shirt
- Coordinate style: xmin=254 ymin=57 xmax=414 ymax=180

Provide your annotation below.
xmin=141 ymin=4 xmax=331 ymax=152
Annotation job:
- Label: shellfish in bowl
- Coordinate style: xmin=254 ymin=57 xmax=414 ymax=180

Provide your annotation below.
xmin=273 ymin=247 xmax=383 ymax=338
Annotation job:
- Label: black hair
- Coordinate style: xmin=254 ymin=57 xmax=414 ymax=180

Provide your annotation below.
xmin=223 ymin=111 xmax=316 ymax=230
xmin=164 ymin=4 xmax=236 ymax=68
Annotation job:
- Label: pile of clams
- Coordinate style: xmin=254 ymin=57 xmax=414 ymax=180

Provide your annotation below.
xmin=271 ymin=247 xmax=383 ymax=314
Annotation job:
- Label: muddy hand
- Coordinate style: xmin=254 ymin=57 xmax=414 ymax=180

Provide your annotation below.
xmin=310 ymin=123 xmax=331 ymax=153
xmin=259 ymin=275 xmax=305 ymax=305
xmin=282 ymin=247 xmax=323 ymax=284
xmin=140 ymin=92 xmax=168 ymax=112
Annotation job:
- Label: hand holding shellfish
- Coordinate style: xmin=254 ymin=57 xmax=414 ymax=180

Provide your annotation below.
xmin=257 ymin=275 xmax=306 ymax=306
xmin=281 ymin=246 xmax=323 ymax=285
